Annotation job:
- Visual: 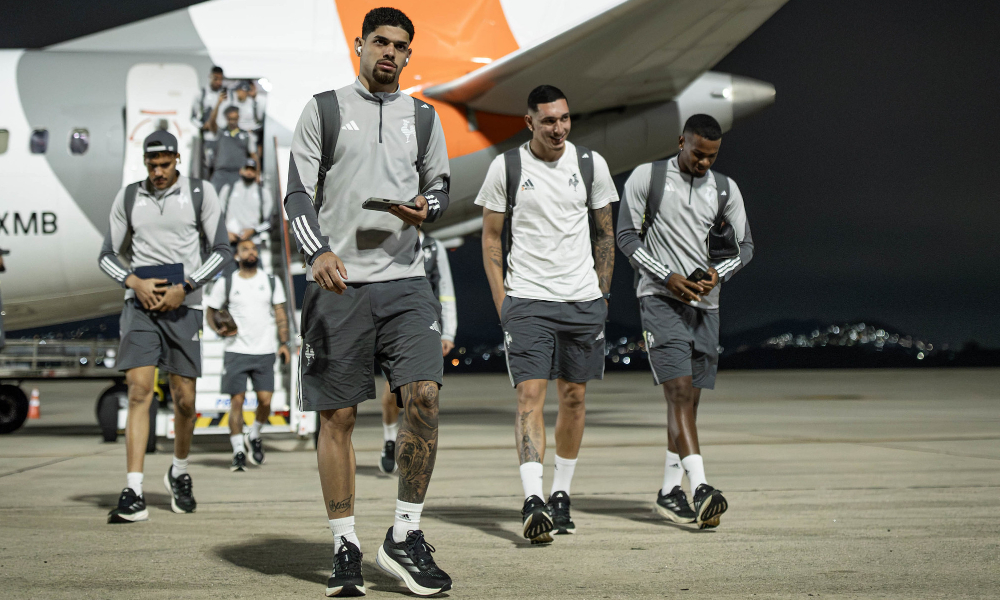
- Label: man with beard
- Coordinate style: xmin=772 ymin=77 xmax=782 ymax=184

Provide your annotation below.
xmin=218 ymin=159 xmax=273 ymax=245
xmin=205 ymin=239 xmax=290 ymax=471
xmin=98 ymin=129 xmax=232 ymax=523
xmin=284 ymin=7 xmax=452 ymax=597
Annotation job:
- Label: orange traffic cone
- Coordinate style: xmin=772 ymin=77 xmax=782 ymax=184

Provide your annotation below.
xmin=27 ymin=388 xmax=41 ymax=419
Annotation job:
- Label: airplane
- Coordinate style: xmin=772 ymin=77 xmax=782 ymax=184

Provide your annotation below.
xmin=0 ymin=0 xmax=784 ymax=332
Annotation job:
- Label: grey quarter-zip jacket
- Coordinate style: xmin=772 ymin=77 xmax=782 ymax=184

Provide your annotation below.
xmin=98 ymin=176 xmax=232 ymax=308
xmin=284 ymin=78 xmax=450 ymax=283
xmin=616 ymin=157 xmax=754 ymax=311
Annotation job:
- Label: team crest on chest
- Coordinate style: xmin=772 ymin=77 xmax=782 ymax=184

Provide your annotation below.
xmin=401 ymin=119 xmax=415 ymax=143
xmin=569 ymin=173 xmax=580 ymax=191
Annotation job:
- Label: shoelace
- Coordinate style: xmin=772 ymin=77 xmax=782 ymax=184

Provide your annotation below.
xmin=335 ymin=538 xmax=362 ymax=576
xmin=176 ymin=474 xmax=193 ymax=498
xmin=404 ymin=531 xmax=438 ymax=570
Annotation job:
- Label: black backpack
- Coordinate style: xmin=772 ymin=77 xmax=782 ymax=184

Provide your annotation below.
xmin=311 ymin=91 xmax=436 ymax=210
xmin=500 ymin=144 xmax=595 ymax=270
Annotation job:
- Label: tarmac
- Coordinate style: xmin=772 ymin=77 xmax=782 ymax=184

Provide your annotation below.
xmin=1 ymin=369 xmax=998 ymax=599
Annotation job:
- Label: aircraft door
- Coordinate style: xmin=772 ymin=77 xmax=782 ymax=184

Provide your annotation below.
xmin=123 ymin=64 xmax=200 ymax=185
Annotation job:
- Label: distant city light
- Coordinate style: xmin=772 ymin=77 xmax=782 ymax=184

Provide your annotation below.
xmin=257 ymin=78 xmax=273 ymax=92
xmin=451 ymin=359 xmax=459 ymax=366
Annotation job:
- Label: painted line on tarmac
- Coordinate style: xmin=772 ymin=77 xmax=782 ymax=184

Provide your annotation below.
xmin=0 ymin=448 xmax=119 ymax=478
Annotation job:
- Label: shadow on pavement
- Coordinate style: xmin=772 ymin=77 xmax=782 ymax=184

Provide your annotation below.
xmin=15 ymin=424 xmax=102 ymax=437
xmin=425 ymin=504 xmax=540 ymax=548
xmin=572 ymin=496 xmax=716 ymax=534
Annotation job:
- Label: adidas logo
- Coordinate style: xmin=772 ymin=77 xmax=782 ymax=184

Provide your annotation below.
xmin=521 ymin=179 xmax=535 ymax=191
xmin=341 ymin=120 xmax=360 ymax=131
xmin=596 ymin=330 xmax=605 ymax=341
xmin=582 ymin=153 xmax=589 ymax=158
xmin=135 ymin=198 xmax=148 ymax=208
xmin=193 ymin=187 xmax=200 ymax=193
xmin=420 ymin=103 xmax=430 ymax=109
xmin=430 ymin=321 xmax=441 ymax=334
xmin=400 ymin=513 xmax=412 ymax=520
xmin=720 ymin=190 xmax=727 ymax=196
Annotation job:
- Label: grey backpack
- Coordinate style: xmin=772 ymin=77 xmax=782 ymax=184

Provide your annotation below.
xmin=120 ymin=178 xmax=209 ymax=260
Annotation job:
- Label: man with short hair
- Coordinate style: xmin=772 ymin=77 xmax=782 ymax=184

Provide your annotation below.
xmin=377 ymin=230 xmax=456 ymax=475
xmin=98 ymin=129 xmax=232 ymax=524
xmin=285 ymin=7 xmax=453 ymax=596
xmin=616 ymin=114 xmax=754 ymax=529
xmin=208 ymin=105 xmax=257 ymax=193
xmin=205 ymin=239 xmax=290 ymax=471
xmin=478 ymin=85 xmax=618 ymax=543
xmin=192 ymin=66 xmax=227 ymax=170
xmin=219 ymin=158 xmax=273 ymax=245
xmin=228 ymin=80 xmax=265 ymax=134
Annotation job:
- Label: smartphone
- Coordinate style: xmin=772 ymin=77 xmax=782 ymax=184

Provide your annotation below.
xmin=362 ymin=197 xmax=419 ymax=212
xmin=687 ymin=268 xmax=710 ymax=282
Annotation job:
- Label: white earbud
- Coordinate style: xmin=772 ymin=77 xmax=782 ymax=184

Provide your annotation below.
xmin=356 ymin=46 xmax=361 ymax=56
xmin=405 ymin=58 xmax=409 ymax=65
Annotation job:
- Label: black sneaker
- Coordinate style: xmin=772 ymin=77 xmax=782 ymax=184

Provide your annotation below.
xmin=107 ymin=487 xmax=148 ymax=523
xmin=231 ymin=451 xmax=247 ymax=472
xmin=379 ymin=440 xmax=397 ymax=474
xmin=547 ymin=491 xmax=576 ymax=534
xmin=521 ymin=495 xmax=554 ymax=544
xmin=655 ymin=486 xmax=696 ymax=523
xmin=692 ymin=483 xmax=727 ymax=529
xmin=163 ymin=466 xmax=197 ymax=514
xmin=376 ymin=527 xmax=452 ymax=596
xmin=245 ymin=434 xmax=265 ymax=466
xmin=326 ymin=536 xmax=365 ymax=597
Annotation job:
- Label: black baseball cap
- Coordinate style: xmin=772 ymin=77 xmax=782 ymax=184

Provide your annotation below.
xmin=237 ymin=81 xmax=251 ymax=91
xmin=244 ymin=158 xmax=258 ymax=169
xmin=143 ymin=130 xmax=178 ymax=154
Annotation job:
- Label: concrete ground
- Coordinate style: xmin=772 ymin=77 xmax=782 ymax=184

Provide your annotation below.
xmin=1 ymin=369 xmax=998 ymax=599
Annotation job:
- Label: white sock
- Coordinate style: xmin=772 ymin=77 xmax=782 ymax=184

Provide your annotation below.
xmin=519 ymin=461 xmax=544 ymax=500
xmin=249 ymin=421 xmax=263 ymax=441
xmin=393 ymin=500 xmax=423 ymax=543
xmin=126 ymin=472 xmax=143 ymax=496
xmin=550 ymin=455 xmax=578 ymax=497
xmin=230 ymin=434 xmax=245 ymax=455
xmin=329 ymin=516 xmax=360 ymax=554
xmin=383 ymin=421 xmax=399 ymax=443
xmin=681 ymin=454 xmax=707 ymax=491
xmin=171 ymin=456 xmax=189 ymax=479
xmin=662 ymin=451 xmax=684 ymax=493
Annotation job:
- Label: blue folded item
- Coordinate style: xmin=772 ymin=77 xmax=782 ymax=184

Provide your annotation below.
xmin=133 ymin=263 xmax=185 ymax=286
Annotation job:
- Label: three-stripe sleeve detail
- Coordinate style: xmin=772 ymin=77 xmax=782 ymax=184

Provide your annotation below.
xmin=291 ymin=216 xmax=322 ymax=255
xmin=633 ymin=248 xmax=672 ymax=280
xmin=190 ymin=254 xmax=223 ymax=282
xmin=715 ymin=257 xmax=742 ymax=278
xmin=100 ymin=257 xmax=129 ymax=283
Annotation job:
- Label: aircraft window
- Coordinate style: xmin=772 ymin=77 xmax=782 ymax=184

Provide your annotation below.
xmin=0 ymin=129 xmax=8 ymax=154
xmin=30 ymin=129 xmax=48 ymax=154
xmin=70 ymin=129 xmax=90 ymax=155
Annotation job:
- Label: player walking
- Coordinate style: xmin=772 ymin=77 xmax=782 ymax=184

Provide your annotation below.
xmin=205 ymin=240 xmax=291 ymax=471
xmin=98 ymin=130 xmax=231 ymax=523
xmin=478 ymin=85 xmax=618 ymax=543
xmin=284 ymin=8 xmax=452 ymax=596
xmin=616 ymin=114 xmax=754 ymax=528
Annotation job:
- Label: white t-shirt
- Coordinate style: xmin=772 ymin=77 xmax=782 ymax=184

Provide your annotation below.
xmin=205 ymin=270 xmax=287 ymax=355
xmin=475 ymin=141 xmax=619 ymax=302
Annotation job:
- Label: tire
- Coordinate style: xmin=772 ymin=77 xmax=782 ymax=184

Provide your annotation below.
xmin=0 ymin=385 xmax=29 ymax=435
xmin=96 ymin=384 xmax=127 ymax=443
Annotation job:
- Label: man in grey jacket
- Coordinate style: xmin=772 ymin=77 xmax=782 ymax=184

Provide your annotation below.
xmin=616 ymin=114 xmax=753 ymax=530
xmin=284 ymin=7 xmax=452 ymax=597
xmin=98 ymin=130 xmax=231 ymax=525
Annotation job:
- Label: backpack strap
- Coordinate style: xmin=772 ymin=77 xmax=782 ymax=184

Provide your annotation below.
xmin=121 ymin=181 xmax=141 ymax=259
xmin=222 ymin=269 xmax=234 ymax=311
xmin=575 ymin=145 xmax=594 ymax=205
xmin=189 ymin=178 xmax=209 ymax=258
xmin=501 ymin=147 xmax=522 ymax=267
xmin=313 ymin=90 xmax=341 ymax=211
xmin=267 ymin=274 xmax=276 ymax=301
xmin=641 ymin=160 xmax=668 ymax=241
xmin=712 ymin=171 xmax=731 ymax=226
xmin=413 ymin=97 xmax=436 ymax=177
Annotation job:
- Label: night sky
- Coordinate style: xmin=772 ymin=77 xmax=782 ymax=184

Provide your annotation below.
xmin=2 ymin=0 xmax=997 ymax=347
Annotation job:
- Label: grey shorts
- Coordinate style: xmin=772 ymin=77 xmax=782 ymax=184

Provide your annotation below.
xmin=117 ymin=299 xmax=202 ymax=378
xmin=639 ymin=295 xmax=720 ymax=389
xmin=298 ymin=278 xmax=443 ymax=411
xmin=221 ymin=352 xmax=275 ymax=395
xmin=501 ymin=296 xmax=607 ymax=387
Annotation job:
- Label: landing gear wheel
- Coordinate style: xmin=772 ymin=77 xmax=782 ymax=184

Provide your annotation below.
xmin=0 ymin=385 xmax=29 ymax=434
xmin=96 ymin=383 xmax=127 ymax=443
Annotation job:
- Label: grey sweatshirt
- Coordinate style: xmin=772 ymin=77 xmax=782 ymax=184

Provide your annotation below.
xmin=220 ymin=180 xmax=273 ymax=237
xmin=616 ymin=158 xmax=754 ymax=311
xmin=284 ymin=79 xmax=450 ymax=283
xmin=98 ymin=176 xmax=232 ymax=307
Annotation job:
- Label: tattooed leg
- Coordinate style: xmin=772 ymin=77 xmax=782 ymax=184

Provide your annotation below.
xmin=396 ymin=381 xmax=440 ymax=503
xmin=317 ymin=406 xmax=357 ymax=519
xmin=515 ymin=379 xmax=548 ymax=465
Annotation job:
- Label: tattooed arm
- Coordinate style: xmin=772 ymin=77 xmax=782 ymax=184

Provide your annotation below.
xmin=481 ymin=208 xmax=506 ymax=318
xmin=395 ymin=381 xmax=440 ymax=504
xmin=591 ymin=204 xmax=615 ymax=297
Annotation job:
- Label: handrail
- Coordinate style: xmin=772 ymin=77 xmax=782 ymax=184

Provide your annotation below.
xmin=264 ymin=135 xmax=298 ymax=345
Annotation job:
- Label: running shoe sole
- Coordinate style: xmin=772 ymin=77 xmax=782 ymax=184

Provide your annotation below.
xmin=325 ymin=582 xmax=366 ymax=597
xmin=163 ymin=472 xmax=196 ymax=514
xmin=244 ymin=434 xmax=265 ymax=466
xmin=655 ymin=503 xmax=696 ymax=524
xmin=523 ymin=510 xmax=554 ymax=544
xmin=230 ymin=464 xmax=245 ymax=472
xmin=107 ymin=509 xmax=149 ymax=524
xmin=375 ymin=545 xmax=451 ymax=596
xmin=696 ymin=493 xmax=727 ymax=529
